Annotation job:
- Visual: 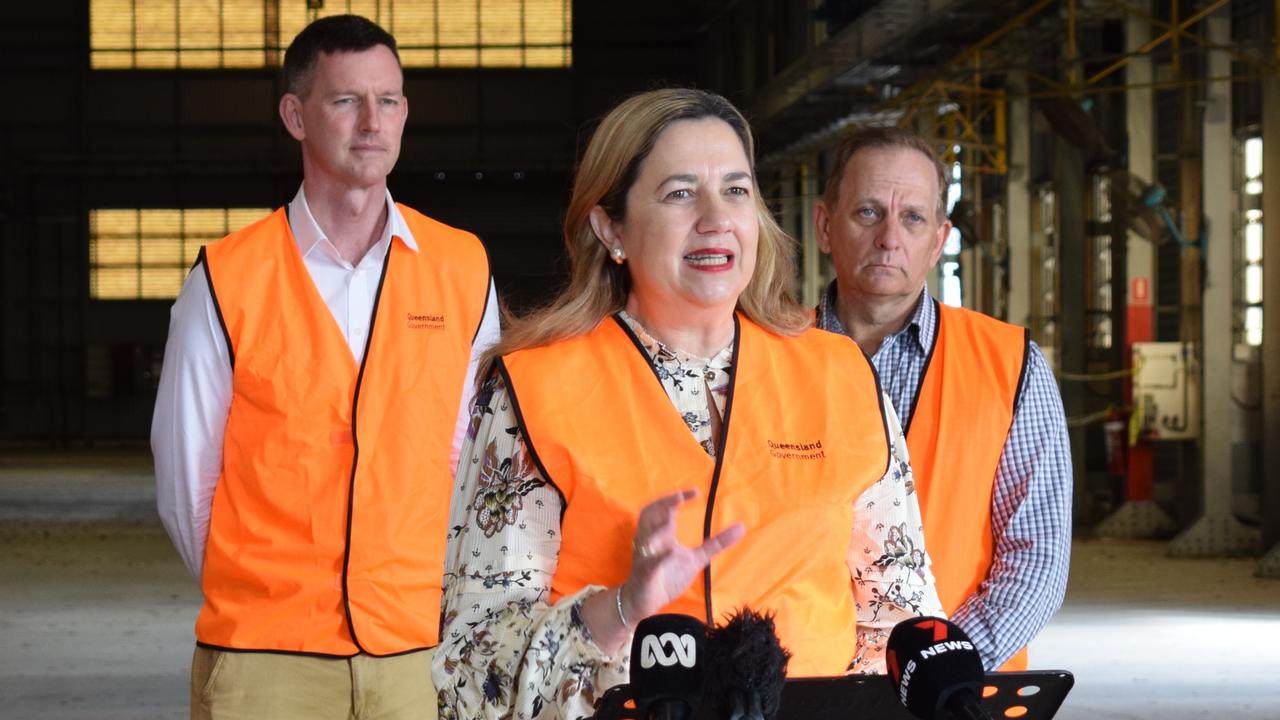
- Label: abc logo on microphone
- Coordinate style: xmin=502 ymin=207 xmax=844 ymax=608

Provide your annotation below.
xmin=628 ymin=614 xmax=706 ymax=717
xmin=639 ymin=631 xmax=698 ymax=669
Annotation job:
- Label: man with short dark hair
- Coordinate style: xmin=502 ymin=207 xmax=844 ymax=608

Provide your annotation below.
xmin=813 ymin=125 xmax=1071 ymax=671
xmin=152 ymin=14 xmax=498 ymax=719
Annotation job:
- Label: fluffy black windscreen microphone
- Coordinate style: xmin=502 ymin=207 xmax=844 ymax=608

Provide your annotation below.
xmin=693 ymin=608 xmax=792 ymax=720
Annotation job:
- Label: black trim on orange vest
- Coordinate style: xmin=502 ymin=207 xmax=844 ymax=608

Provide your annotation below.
xmin=612 ymin=310 xmax=743 ymax=623
xmin=1011 ymin=328 xmax=1032 ymax=418
xmin=195 ymin=640 xmax=436 ymax=659
xmin=339 ymin=239 xmax=395 ymax=655
xmin=198 ymin=246 xmax=236 ymax=370
xmin=903 ymin=296 xmax=941 ymax=435
xmin=472 ymin=276 xmax=492 ymax=347
xmin=612 ymin=309 xmax=727 ymax=622
xmin=495 ymin=358 xmax=569 ymax=521
xmin=861 ymin=347 xmax=893 ymax=479
xmin=196 ymin=641 xmax=357 ymax=659
xmin=471 ymin=241 xmax=494 ymax=347
xmin=700 ymin=314 xmax=741 ymax=625
xmin=612 ymin=313 xmax=666 ymax=388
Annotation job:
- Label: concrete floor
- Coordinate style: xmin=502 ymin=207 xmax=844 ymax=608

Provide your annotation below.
xmin=1032 ymin=540 xmax=1280 ymax=720
xmin=1 ymin=449 xmax=1278 ymax=720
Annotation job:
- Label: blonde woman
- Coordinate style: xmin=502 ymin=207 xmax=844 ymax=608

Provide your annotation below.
xmin=433 ymin=89 xmax=942 ymax=719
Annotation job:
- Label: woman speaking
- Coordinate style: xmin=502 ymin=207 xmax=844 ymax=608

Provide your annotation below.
xmin=433 ymin=89 xmax=942 ymax=719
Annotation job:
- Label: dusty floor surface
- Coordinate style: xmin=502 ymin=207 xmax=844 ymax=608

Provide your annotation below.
xmin=1 ymin=449 xmax=1277 ymax=719
xmin=1034 ymin=538 xmax=1280 ymax=720
xmin=0 ymin=521 xmax=196 ymax=720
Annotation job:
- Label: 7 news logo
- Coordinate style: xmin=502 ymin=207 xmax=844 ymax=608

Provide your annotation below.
xmin=888 ymin=618 xmax=975 ymax=705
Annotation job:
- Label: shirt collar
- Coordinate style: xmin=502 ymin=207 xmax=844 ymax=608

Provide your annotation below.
xmin=816 ymin=280 xmax=935 ymax=354
xmin=815 ymin=281 xmax=846 ymax=335
xmin=287 ymin=184 xmax=419 ymax=258
xmin=617 ymin=310 xmax=735 ymax=370
xmin=905 ymin=288 xmax=936 ymax=354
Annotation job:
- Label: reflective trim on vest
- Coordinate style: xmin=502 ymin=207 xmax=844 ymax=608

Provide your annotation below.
xmin=197 ymin=206 xmax=489 ymax=656
xmin=500 ymin=314 xmax=889 ymax=676
xmin=906 ymin=300 xmax=1030 ymax=670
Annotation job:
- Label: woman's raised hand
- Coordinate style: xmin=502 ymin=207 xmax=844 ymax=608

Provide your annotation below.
xmin=580 ymin=488 xmax=744 ymax=655
xmin=619 ymin=488 xmax=746 ymax=626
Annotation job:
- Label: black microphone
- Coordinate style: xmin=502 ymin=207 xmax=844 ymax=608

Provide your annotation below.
xmin=886 ymin=617 xmax=993 ymax=720
xmin=629 ymin=613 xmax=707 ymax=719
xmin=694 ymin=607 xmax=791 ymax=720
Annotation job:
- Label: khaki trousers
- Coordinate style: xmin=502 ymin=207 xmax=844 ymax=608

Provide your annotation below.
xmin=191 ymin=646 xmax=438 ymax=720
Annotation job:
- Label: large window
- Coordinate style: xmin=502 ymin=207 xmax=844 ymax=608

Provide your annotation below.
xmin=1239 ymin=136 xmax=1264 ymax=347
xmin=940 ymin=153 xmax=963 ymax=308
xmin=90 ymin=0 xmax=572 ymax=69
xmin=1087 ymin=173 xmax=1113 ymax=350
xmin=1034 ymin=186 xmax=1058 ymax=367
xmin=90 ymin=208 xmax=270 ymax=300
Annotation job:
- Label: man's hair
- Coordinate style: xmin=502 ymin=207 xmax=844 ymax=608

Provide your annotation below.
xmin=822 ymin=125 xmax=949 ymax=223
xmin=282 ymin=15 xmax=401 ymax=98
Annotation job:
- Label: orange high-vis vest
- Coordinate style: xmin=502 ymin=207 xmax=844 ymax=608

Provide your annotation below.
xmin=500 ymin=315 xmax=890 ymax=677
xmin=905 ymin=300 xmax=1030 ymax=670
xmin=195 ymin=205 xmax=490 ymax=656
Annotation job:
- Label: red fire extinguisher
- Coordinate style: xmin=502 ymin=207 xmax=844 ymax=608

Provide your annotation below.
xmin=1103 ymin=409 xmax=1127 ymax=479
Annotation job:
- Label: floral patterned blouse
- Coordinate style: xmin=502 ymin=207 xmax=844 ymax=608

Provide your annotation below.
xmin=433 ymin=313 xmax=943 ymax=720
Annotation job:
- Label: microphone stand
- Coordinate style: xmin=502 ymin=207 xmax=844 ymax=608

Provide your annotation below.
xmin=945 ymin=688 xmax=996 ymax=720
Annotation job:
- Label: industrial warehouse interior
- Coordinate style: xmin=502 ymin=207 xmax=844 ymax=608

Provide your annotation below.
xmin=1 ymin=1 xmax=1278 ymax=719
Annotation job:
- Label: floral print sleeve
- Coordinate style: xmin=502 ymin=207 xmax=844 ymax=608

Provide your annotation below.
xmin=846 ymin=396 xmax=945 ymax=674
xmin=433 ymin=375 xmax=627 ymax=720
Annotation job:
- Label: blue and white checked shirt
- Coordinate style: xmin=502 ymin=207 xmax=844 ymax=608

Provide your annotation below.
xmin=817 ymin=283 xmax=1072 ymax=669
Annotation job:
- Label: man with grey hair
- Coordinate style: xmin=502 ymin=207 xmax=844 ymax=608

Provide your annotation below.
xmin=813 ymin=125 xmax=1071 ymax=671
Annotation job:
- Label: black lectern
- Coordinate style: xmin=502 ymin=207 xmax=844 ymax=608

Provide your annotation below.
xmin=778 ymin=670 xmax=1074 ymax=720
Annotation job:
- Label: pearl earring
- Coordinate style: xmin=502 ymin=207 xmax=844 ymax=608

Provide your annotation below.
xmin=610 ymin=247 xmax=625 ymax=264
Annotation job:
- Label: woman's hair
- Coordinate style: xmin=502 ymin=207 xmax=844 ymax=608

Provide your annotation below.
xmin=479 ymin=88 xmax=809 ymax=381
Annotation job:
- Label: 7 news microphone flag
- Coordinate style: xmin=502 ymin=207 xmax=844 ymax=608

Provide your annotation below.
xmin=886 ymin=616 xmax=993 ymax=720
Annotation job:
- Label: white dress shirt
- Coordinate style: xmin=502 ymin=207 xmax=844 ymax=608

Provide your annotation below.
xmin=152 ymin=185 xmax=501 ymax=580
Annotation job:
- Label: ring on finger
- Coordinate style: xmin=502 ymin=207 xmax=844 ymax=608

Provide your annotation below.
xmin=636 ymin=541 xmax=656 ymax=559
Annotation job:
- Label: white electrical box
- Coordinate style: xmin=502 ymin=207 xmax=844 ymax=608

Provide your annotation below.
xmin=1133 ymin=342 xmax=1199 ymax=440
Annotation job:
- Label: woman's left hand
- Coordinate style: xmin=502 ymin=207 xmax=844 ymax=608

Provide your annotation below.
xmin=621 ymin=488 xmax=745 ymax=624
xmin=579 ymin=488 xmax=745 ymax=656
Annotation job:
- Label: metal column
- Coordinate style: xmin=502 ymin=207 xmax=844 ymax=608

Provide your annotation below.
xmin=1259 ymin=71 xmax=1280 ymax=576
xmin=799 ymin=160 xmax=822 ymax=307
xmin=1169 ymin=11 xmax=1260 ymax=557
xmin=1056 ymin=137 xmax=1088 ymax=525
xmin=1095 ymin=9 xmax=1176 ymax=538
xmin=1006 ymin=71 xmax=1032 ymax=329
